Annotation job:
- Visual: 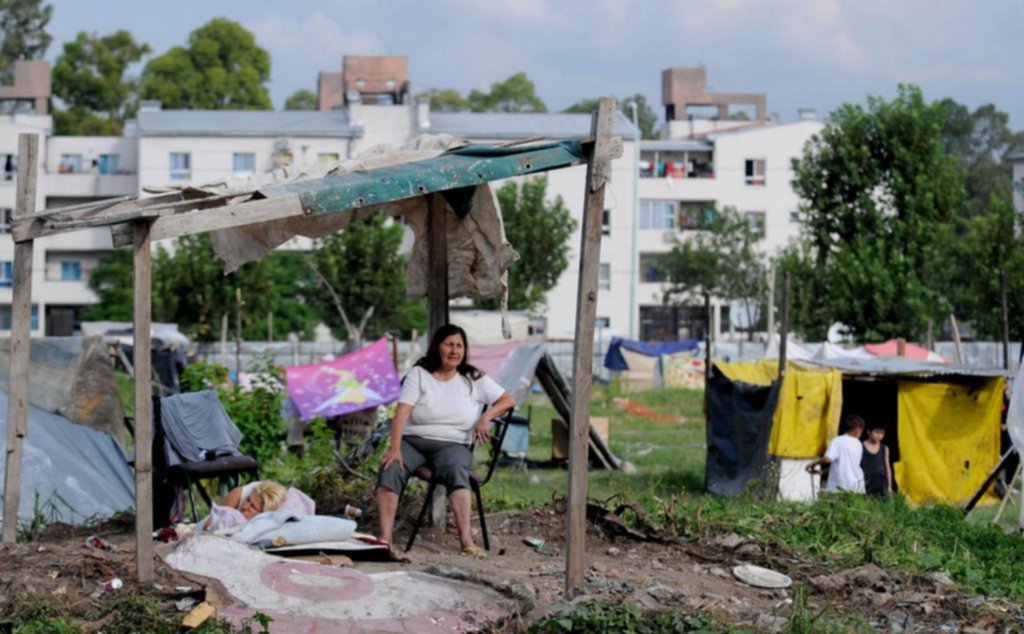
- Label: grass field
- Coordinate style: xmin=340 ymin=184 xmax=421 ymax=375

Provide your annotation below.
xmin=482 ymin=385 xmax=707 ymax=511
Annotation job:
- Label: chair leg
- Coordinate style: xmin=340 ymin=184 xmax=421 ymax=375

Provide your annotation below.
xmin=473 ymin=484 xmax=489 ymax=551
xmin=405 ymin=480 xmax=437 ymax=553
xmin=184 ymin=477 xmax=199 ymax=523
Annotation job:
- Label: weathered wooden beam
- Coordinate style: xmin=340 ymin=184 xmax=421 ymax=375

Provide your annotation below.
xmin=426 ymin=192 xmax=450 ymax=527
xmin=110 ymin=194 xmax=306 ymax=248
xmin=11 ymin=191 xmax=185 ymax=242
xmin=2 ymin=133 xmax=38 ymax=544
xmin=565 ymin=97 xmax=616 ymax=597
xmin=133 ymin=220 xmax=154 ymax=583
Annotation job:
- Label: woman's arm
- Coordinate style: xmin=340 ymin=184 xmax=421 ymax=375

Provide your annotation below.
xmin=223 ymin=486 xmax=244 ymax=510
xmin=381 ymin=402 xmax=413 ymax=471
xmin=885 ymin=446 xmax=893 ymax=493
xmin=473 ymin=392 xmax=516 ymax=445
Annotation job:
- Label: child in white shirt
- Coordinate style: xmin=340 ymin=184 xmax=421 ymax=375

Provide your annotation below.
xmin=806 ymin=415 xmax=866 ymax=493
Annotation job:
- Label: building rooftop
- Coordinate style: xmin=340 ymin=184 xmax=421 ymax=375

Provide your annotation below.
xmin=133 ymin=109 xmax=363 ymax=138
xmin=428 ymin=111 xmax=637 ymax=140
xmin=640 ymin=139 xmax=713 ymax=152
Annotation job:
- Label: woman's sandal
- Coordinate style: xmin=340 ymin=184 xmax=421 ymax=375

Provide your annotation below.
xmin=462 ymin=545 xmax=488 ymax=559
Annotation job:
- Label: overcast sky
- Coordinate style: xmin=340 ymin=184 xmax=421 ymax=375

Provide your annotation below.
xmin=47 ymin=0 xmax=1024 ymax=128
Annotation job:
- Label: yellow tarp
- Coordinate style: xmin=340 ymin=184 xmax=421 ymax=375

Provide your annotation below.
xmin=895 ymin=379 xmax=1004 ymax=506
xmin=715 ymin=361 xmax=843 ymax=459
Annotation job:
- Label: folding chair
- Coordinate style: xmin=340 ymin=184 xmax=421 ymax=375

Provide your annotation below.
xmin=153 ymin=393 xmax=260 ymax=523
xmin=404 ymin=409 xmax=516 ymax=552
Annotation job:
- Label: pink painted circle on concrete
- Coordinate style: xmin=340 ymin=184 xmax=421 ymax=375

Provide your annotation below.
xmin=260 ymin=561 xmax=375 ymax=602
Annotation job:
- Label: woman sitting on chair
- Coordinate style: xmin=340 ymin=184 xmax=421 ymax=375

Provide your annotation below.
xmin=376 ymin=324 xmax=515 ymax=558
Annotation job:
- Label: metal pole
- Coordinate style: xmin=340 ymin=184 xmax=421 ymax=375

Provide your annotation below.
xmin=778 ymin=272 xmax=790 ymax=378
xmin=1001 ymin=269 xmax=1010 ymax=371
xmin=627 ymin=102 xmax=640 ymax=339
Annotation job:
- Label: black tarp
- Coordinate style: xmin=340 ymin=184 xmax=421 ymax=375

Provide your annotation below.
xmin=705 ymin=365 xmax=781 ymax=496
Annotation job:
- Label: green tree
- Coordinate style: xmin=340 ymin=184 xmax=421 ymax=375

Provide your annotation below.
xmin=659 ymin=206 xmax=767 ymax=339
xmin=415 ymin=87 xmax=469 ymax=113
xmin=284 ymin=88 xmax=316 ymax=111
xmin=486 ymin=176 xmax=576 ymax=311
xmin=139 ymin=18 xmax=271 ymax=110
xmin=565 ymin=94 xmax=659 ymax=139
xmin=307 ymin=214 xmax=423 ymax=346
xmin=936 ymin=99 xmax=1024 ymax=219
xmin=468 ymin=72 xmax=547 ymax=113
xmin=51 ymin=30 xmax=151 ymax=135
xmin=0 ymin=0 xmax=52 ymax=82
xmin=786 ymin=85 xmax=965 ymax=341
xmin=81 ymin=249 xmax=133 ymax=321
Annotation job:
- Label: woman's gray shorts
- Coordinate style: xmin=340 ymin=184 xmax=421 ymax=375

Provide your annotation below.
xmin=377 ymin=435 xmax=473 ymax=495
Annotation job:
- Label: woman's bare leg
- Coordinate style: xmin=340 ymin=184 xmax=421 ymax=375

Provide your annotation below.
xmin=449 ymin=488 xmax=474 ymax=548
xmin=376 ymin=487 xmax=400 ymax=545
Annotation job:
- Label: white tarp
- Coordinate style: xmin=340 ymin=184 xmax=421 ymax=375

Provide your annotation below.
xmin=762 ymin=335 xmax=815 ymax=361
xmin=1007 ymin=372 xmax=1024 ymax=529
xmin=815 ymin=342 xmax=873 ymax=360
xmin=0 ymin=390 xmax=134 ymax=524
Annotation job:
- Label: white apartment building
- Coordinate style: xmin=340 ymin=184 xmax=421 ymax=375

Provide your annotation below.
xmin=1 ymin=58 xmax=822 ymax=342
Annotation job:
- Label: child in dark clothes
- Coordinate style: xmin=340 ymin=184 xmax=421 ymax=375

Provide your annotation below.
xmin=861 ymin=421 xmax=892 ymax=497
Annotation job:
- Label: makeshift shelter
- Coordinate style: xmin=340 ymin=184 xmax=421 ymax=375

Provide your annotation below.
xmin=707 ymin=358 xmax=1005 ymax=505
xmin=604 ymin=337 xmax=700 ymax=390
xmin=3 ymin=101 xmax=621 ymax=595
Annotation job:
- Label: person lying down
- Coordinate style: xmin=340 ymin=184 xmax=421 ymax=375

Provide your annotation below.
xmin=199 ymin=480 xmax=315 ymax=533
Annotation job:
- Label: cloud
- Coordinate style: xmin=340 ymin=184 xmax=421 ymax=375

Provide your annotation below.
xmin=246 ymin=12 xmax=382 ymax=67
xmin=445 ymin=0 xmax=569 ymax=28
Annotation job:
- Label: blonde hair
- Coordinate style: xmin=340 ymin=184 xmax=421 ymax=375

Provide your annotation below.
xmin=251 ymin=481 xmax=286 ymax=512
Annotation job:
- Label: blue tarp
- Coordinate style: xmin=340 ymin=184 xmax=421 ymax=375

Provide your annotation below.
xmin=604 ymin=337 xmax=700 ymax=371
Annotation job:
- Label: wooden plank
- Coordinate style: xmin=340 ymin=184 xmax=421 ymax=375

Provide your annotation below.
xmin=426 ymin=192 xmax=450 ymax=527
xmin=1001 ymin=269 xmax=1010 ymax=370
xmin=110 ymin=193 xmax=306 ymax=248
xmin=12 ymin=191 xmax=185 ymax=242
xmin=133 ymin=220 xmax=154 ymax=584
xmin=778 ymin=273 xmax=789 ymax=378
xmin=565 ymin=97 xmax=616 ymax=597
xmin=2 ymin=133 xmax=37 ymax=544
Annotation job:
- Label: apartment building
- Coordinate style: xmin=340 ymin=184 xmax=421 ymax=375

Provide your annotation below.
xmin=1 ymin=58 xmax=820 ymax=342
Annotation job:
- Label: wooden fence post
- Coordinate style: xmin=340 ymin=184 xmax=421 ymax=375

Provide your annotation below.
xmin=426 ymin=192 xmax=450 ymax=528
xmin=566 ymin=97 xmax=616 ymax=596
xmin=133 ymin=220 xmax=154 ymax=583
xmin=2 ymin=133 xmax=38 ymax=544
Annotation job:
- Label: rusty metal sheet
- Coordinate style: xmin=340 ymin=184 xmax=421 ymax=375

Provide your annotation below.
xmin=260 ymin=141 xmax=584 ymax=217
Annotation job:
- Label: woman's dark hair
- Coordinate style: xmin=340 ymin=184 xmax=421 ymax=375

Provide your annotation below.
xmin=414 ymin=324 xmax=483 ymax=382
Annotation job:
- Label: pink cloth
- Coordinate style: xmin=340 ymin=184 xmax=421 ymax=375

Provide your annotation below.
xmin=864 ymin=339 xmax=948 ymax=363
xmin=279 ymin=487 xmax=316 ymax=515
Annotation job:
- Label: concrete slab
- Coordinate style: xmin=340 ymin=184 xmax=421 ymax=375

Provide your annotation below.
xmin=164 ymin=535 xmax=514 ymax=633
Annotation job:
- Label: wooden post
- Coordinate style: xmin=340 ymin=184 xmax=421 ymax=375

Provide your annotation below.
xmin=2 ymin=133 xmax=37 ymax=544
xmin=778 ymin=272 xmax=790 ymax=378
xmin=1001 ymin=269 xmax=1010 ymax=371
xmin=703 ymin=291 xmax=712 ymax=417
xmin=926 ymin=319 xmax=934 ymax=351
xmin=426 ymin=192 xmax=450 ymax=527
xmin=766 ymin=264 xmax=775 ymax=343
xmin=950 ymin=314 xmax=964 ymax=364
xmin=566 ymin=97 xmax=616 ymax=597
xmin=220 ymin=313 xmax=228 ymax=366
xmin=896 ymin=338 xmax=906 ymax=357
xmin=133 ymin=220 xmax=154 ymax=583
xmin=268 ymin=311 xmax=274 ymax=344
xmin=235 ymin=287 xmax=243 ymax=374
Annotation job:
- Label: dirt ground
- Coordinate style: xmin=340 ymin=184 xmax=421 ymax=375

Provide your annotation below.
xmin=2 ymin=503 xmax=1023 ymax=632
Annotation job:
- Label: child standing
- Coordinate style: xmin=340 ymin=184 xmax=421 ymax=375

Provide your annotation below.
xmin=861 ymin=421 xmax=892 ymax=497
xmin=806 ymin=415 xmax=866 ymax=493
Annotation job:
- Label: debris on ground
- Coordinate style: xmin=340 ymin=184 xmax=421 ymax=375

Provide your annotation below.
xmin=612 ymin=397 xmax=687 ymax=424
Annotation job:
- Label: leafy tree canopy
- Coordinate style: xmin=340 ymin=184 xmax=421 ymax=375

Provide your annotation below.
xmin=468 ymin=72 xmax=547 ymax=113
xmin=480 ymin=177 xmax=575 ymax=312
xmin=415 ymin=87 xmax=469 ymax=113
xmin=284 ymin=88 xmax=316 ymax=111
xmin=140 ymin=18 xmax=271 ymax=110
xmin=0 ymin=0 xmax=51 ymax=81
xmin=565 ymin=94 xmax=659 ymax=139
xmin=784 ymin=85 xmax=965 ymax=342
xmin=52 ymin=30 xmax=151 ymax=135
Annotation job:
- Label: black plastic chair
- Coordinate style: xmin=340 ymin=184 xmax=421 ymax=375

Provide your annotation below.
xmin=404 ymin=409 xmax=516 ymax=552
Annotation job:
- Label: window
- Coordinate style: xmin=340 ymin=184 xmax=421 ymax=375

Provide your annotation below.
xmin=0 ymin=208 xmax=11 ymax=233
xmin=596 ymin=317 xmax=611 ymax=328
xmin=318 ymin=152 xmax=340 ymax=164
xmin=169 ymin=152 xmax=191 ymax=181
xmin=98 ymin=154 xmax=120 ymax=175
xmin=639 ymin=253 xmax=669 ymax=283
xmin=639 ymin=201 xmax=675 ymax=230
xmin=0 ymin=304 xmax=38 ymax=330
xmin=61 ymin=261 xmax=82 ymax=281
xmin=678 ymin=202 xmax=715 ymax=230
xmin=1 ymin=154 xmax=15 ymax=181
xmin=232 ymin=152 xmax=256 ymax=178
xmin=789 ymin=210 xmax=800 ymax=223
xmin=602 ymin=209 xmax=611 ymax=236
xmin=599 ymin=263 xmax=611 ymax=290
xmin=745 ymin=159 xmax=766 ymax=185
xmin=60 ymin=154 xmax=83 ymax=174
xmin=745 ymin=211 xmax=766 ymax=238
xmin=0 ymin=262 xmax=11 ymax=288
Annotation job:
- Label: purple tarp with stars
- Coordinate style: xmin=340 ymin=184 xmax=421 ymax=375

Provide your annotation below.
xmin=284 ymin=337 xmax=401 ymax=421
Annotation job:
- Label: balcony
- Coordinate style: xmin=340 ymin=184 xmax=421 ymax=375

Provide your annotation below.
xmin=47 ymin=170 xmax=138 ymax=197
xmin=639 ymin=140 xmax=715 ymax=180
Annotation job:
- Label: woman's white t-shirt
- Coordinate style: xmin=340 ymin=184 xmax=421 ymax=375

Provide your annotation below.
xmin=399 ymin=366 xmax=506 ymax=444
